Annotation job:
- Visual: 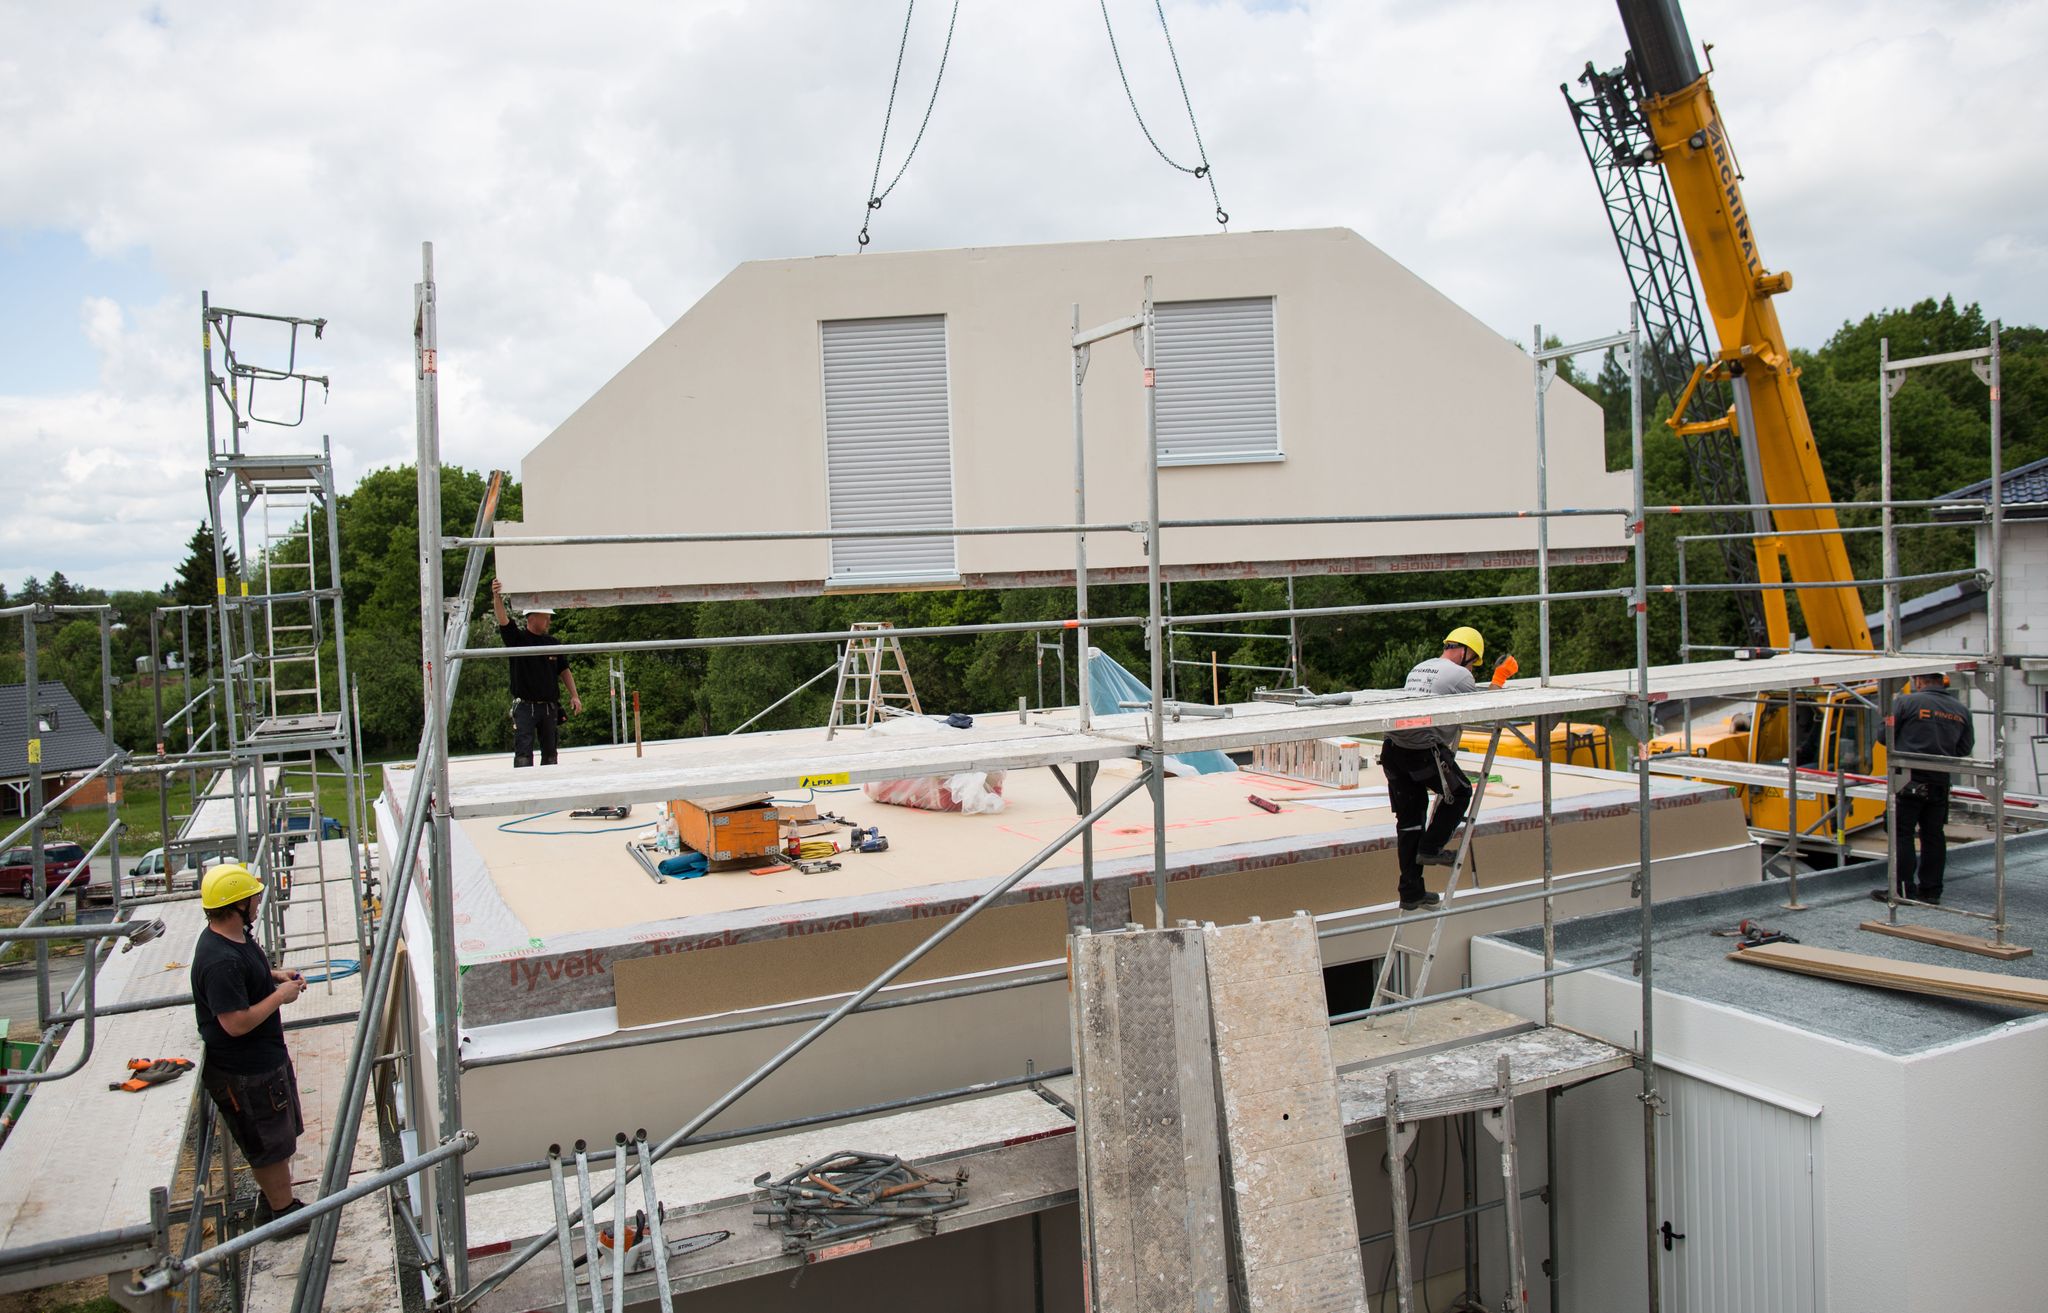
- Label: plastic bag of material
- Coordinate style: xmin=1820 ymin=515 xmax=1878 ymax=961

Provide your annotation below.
xmin=862 ymin=716 xmax=1008 ymax=814
xmin=864 ymin=771 xmax=1007 ymax=814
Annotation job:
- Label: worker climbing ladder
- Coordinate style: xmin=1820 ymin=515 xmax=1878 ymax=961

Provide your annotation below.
xmin=824 ymin=622 xmax=922 ymax=738
xmin=1384 ymin=1054 xmax=1529 ymax=1313
xmin=1369 ymin=726 xmax=1505 ymax=1030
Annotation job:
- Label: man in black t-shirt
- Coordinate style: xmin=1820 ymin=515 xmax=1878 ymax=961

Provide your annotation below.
xmin=492 ymin=578 xmax=583 ymax=767
xmin=191 ymin=864 xmax=307 ymax=1227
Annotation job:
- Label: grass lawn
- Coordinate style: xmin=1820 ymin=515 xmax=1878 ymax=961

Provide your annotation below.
xmin=43 ymin=768 xmax=368 ymax=854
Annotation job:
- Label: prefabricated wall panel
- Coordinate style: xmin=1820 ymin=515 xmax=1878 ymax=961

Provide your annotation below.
xmin=500 ymin=228 xmax=1628 ymax=603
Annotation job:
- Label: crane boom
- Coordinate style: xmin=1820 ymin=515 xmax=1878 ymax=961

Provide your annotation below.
xmin=1602 ymin=0 xmax=1872 ymax=652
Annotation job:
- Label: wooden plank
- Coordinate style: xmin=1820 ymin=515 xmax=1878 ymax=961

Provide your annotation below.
xmin=1729 ymin=942 xmax=2048 ymax=1010
xmin=1204 ymin=915 xmax=1365 ymax=1313
xmin=1070 ymin=925 xmax=1229 ymax=1313
xmin=1857 ymin=919 xmax=2034 ymax=961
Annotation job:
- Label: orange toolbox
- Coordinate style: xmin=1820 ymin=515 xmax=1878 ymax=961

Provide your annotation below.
xmin=667 ymin=793 xmax=783 ymax=864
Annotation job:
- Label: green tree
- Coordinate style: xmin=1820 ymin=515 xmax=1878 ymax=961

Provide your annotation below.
xmin=168 ymin=524 xmax=237 ymax=608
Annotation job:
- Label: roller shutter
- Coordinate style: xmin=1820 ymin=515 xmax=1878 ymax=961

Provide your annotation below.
xmin=821 ymin=315 xmax=958 ymax=585
xmin=1154 ymin=296 xmax=1280 ymax=465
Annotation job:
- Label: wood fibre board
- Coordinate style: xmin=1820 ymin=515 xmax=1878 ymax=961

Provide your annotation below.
xmin=458 ymin=767 xmax=1366 ymax=941
xmin=1070 ymin=925 xmax=1230 ymax=1313
xmin=1856 ymin=919 xmax=2033 ymax=960
xmin=1205 ymin=916 xmax=1365 ymax=1312
xmin=611 ymin=896 xmax=1070 ymax=1028
xmin=1729 ymin=942 xmax=2048 ymax=1010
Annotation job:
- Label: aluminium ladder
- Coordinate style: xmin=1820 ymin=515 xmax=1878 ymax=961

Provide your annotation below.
xmin=1384 ymin=1054 xmax=1529 ymax=1313
xmin=1368 ymin=727 xmax=1505 ymax=1030
xmin=824 ymin=621 xmax=923 ymax=738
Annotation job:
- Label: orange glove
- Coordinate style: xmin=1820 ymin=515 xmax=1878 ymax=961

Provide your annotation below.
xmin=1490 ymin=654 xmax=1520 ymax=688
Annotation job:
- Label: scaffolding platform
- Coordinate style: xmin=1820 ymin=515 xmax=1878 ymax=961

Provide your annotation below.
xmin=0 ymin=842 xmax=364 ymax=1296
xmin=442 ymin=652 xmax=1970 ymax=820
xmin=464 ymin=1003 xmax=1625 ymax=1311
xmin=219 ymin=454 xmax=328 ymax=489
xmin=175 ymin=770 xmax=245 ymax=849
xmin=0 ymin=895 xmax=208 ymax=1292
xmin=1644 ymin=755 xmax=2048 ymax=824
xmin=249 ymin=712 xmax=344 ymax=740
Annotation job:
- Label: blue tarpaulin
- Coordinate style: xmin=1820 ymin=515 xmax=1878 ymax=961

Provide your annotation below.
xmin=1086 ymin=649 xmax=1236 ymax=775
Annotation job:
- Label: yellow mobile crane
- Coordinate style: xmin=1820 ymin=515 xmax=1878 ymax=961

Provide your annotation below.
xmin=1562 ymin=0 xmax=1889 ymax=845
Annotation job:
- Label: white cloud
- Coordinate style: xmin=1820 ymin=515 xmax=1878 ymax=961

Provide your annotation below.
xmin=1 ymin=0 xmax=2042 ymax=589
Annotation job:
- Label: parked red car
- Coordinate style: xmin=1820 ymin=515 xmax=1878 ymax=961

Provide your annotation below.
xmin=0 ymin=843 xmax=92 ymax=898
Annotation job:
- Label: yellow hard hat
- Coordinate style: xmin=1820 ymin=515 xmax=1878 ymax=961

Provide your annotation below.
xmin=1443 ymin=626 xmax=1485 ymax=662
xmin=200 ymin=863 xmax=264 ymax=910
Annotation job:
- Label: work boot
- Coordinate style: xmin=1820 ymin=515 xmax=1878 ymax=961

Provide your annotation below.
xmin=1869 ymin=887 xmax=1916 ymax=905
xmin=1399 ymin=892 xmax=1443 ymax=911
xmin=1417 ymin=849 xmax=1457 ymax=868
xmin=254 ymin=1197 xmax=305 ymax=1228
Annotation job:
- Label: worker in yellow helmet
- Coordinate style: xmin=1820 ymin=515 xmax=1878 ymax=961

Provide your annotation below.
xmin=1378 ymin=627 xmax=1488 ymax=910
xmin=192 ymin=864 xmax=308 ymax=1228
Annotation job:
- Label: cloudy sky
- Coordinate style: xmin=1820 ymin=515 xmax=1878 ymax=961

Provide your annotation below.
xmin=3 ymin=0 xmax=2042 ymax=591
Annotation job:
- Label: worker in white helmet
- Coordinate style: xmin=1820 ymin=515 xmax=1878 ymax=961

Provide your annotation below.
xmin=492 ymin=578 xmax=582 ymax=767
xmin=1378 ymin=626 xmax=1487 ymax=910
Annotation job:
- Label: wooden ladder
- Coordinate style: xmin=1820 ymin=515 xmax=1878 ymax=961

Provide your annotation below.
xmin=825 ymin=622 xmax=923 ymax=739
xmin=1368 ymin=726 xmax=1504 ymax=1030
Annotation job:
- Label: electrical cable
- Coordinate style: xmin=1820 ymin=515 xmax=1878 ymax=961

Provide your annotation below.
xmin=296 ymin=958 xmax=362 ymax=984
xmin=1097 ymin=0 xmax=1229 ymax=226
xmin=495 ymin=811 xmax=652 ymax=836
xmin=857 ymin=0 xmax=963 ymax=249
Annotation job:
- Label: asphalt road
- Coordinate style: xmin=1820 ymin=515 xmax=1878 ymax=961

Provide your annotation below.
xmin=1 ymin=855 xmax=124 ymax=1036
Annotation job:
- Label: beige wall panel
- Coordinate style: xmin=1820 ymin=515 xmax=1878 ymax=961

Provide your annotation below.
xmin=501 ymin=229 xmax=1628 ymax=601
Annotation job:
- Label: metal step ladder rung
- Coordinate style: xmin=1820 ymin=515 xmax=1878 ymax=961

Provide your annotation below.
xmin=1385 ymin=1054 xmax=1529 ymax=1313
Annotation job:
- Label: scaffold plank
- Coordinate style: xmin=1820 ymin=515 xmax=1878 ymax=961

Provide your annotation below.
xmin=439 ymin=651 xmax=1966 ymax=821
xmin=1070 ymin=924 xmax=1229 ymax=1313
xmin=1206 ymin=915 xmax=1365 ymax=1312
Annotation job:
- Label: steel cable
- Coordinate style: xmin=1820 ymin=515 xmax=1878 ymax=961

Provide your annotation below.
xmin=1098 ymin=0 xmax=1229 ymax=226
xmin=857 ymin=0 xmax=963 ymax=249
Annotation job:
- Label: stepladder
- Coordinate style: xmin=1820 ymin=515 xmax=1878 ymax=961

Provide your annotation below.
xmin=1384 ymin=1054 xmax=1529 ymax=1313
xmin=825 ymin=621 xmax=923 ymax=738
xmin=1369 ymin=726 xmax=1505 ymax=1028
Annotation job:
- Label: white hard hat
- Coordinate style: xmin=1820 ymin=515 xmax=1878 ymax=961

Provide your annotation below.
xmin=524 ymin=605 xmax=556 ymax=617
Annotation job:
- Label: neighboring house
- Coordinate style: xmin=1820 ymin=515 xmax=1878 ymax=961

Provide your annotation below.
xmin=0 ymin=683 xmax=122 ymax=817
xmin=1873 ymin=455 xmax=2048 ymax=795
xmin=500 ymin=228 xmax=1632 ymax=605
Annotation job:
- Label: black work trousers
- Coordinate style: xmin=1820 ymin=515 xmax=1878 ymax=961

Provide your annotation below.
xmin=1894 ymin=772 xmax=1951 ymax=899
xmin=512 ymin=699 xmax=560 ymax=768
xmin=1380 ymin=741 xmax=1474 ymax=901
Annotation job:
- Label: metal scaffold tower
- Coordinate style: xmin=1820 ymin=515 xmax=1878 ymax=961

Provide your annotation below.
xmin=199 ymin=295 xmax=369 ymax=967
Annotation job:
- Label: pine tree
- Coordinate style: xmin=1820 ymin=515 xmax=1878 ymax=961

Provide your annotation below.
xmin=18 ymin=576 xmax=44 ymax=603
xmin=168 ymin=524 xmax=237 ymax=608
xmin=46 ymin=572 xmax=77 ymax=604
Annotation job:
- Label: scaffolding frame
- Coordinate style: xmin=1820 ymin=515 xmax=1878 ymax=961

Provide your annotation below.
xmin=0 ymin=297 xmax=391 ymax=1311
xmin=368 ymin=267 xmax=2012 ymax=1313
xmin=0 ymin=252 xmax=2002 ymax=1312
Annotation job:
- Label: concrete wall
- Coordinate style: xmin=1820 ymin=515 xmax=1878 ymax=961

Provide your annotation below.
xmin=500 ymin=228 xmax=1630 ymax=602
xmin=1471 ymin=937 xmax=2048 ymax=1311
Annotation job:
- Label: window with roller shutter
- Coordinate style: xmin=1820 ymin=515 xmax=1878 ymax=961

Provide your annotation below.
xmin=820 ymin=315 xmax=958 ymax=586
xmin=1153 ymin=296 xmax=1281 ymax=465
